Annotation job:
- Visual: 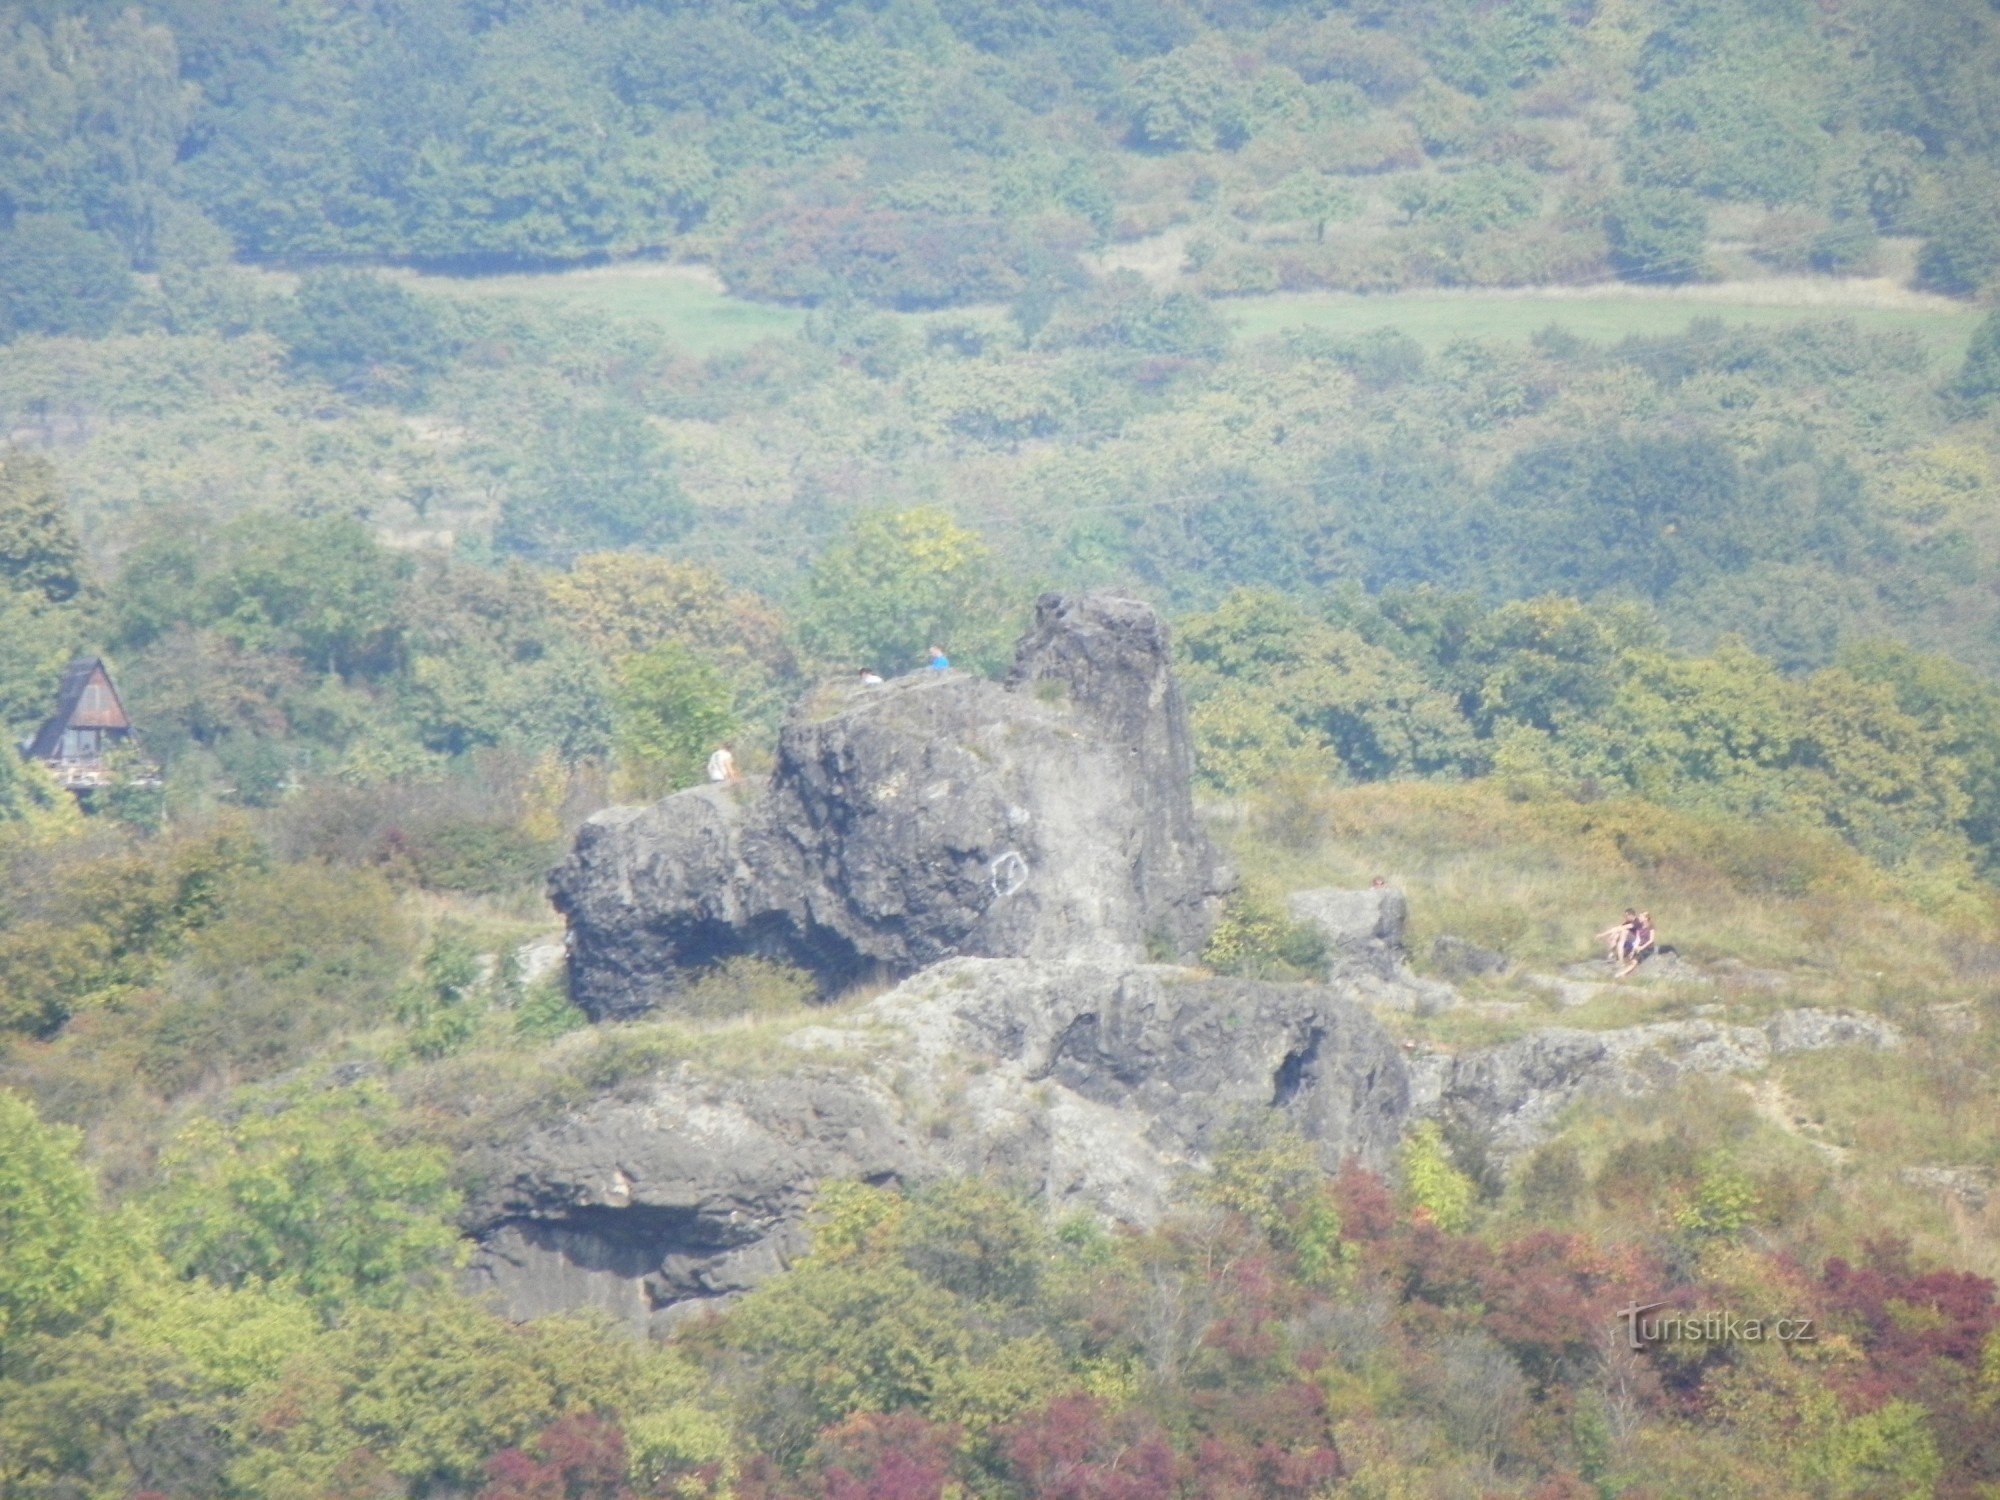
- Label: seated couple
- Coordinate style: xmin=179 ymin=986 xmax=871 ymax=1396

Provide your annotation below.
xmin=1596 ymin=908 xmax=1656 ymax=978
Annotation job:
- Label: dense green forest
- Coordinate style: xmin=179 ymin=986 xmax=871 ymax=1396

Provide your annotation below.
xmin=5 ymin=0 xmax=2000 ymax=1495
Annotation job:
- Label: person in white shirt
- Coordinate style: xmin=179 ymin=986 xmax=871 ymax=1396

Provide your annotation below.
xmin=706 ymin=745 xmax=739 ymax=783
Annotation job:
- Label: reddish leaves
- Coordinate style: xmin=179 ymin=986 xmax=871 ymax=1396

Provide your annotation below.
xmin=1003 ymin=1396 xmax=1179 ymax=1500
xmin=478 ymin=1415 xmax=632 ymax=1500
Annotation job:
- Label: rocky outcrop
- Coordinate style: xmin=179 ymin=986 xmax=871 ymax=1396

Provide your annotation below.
xmin=552 ymin=594 xmax=1234 ymax=1022
xmin=464 ymin=941 xmax=1913 ymax=1332
xmin=1410 ymin=1008 xmax=1905 ymax=1157
xmin=462 ymin=1069 xmax=920 ymax=1336
xmin=1287 ymin=884 xmax=1458 ymax=1015
xmin=1288 ymin=885 xmax=1408 ymax=980
xmin=464 ymin=958 xmax=1409 ymax=1334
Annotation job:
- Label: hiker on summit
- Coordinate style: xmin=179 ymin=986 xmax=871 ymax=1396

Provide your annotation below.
xmin=926 ymin=645 xmax=951 ymax=671
xmin=858 ymin=667 xmax=884 ymax=685
xmin=706 ymin=744 xmax=741 ymax=783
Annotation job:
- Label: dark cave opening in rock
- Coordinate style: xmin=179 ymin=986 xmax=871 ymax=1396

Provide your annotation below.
xmin=1272 ymin=1027 xmax=1324 ymax=1107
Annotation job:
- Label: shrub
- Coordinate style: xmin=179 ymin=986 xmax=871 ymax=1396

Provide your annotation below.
xmin=1949 ymin=310 xmax=2000 ymax=408
xmin=722 ymin=202 xmax=1068 ymax=309
xmin=1605 ymin=187 xmax=1708 ymax=283
xmin=149 ymin=1082 xmax=460 ymax=1310
xmin=1518 ymin=1141 xmax=1585 ymax=1220
xmin=1126 ymin=41 xmax=1249 ymax=152
xmin=395 ymin=929 xmax=488 ymax=1061
xmin=1399 ymin=1121 xmax=1476 ymax=1232
xmin=1201 ymin=891 xmax=1328 ymax=980
xmin=140 ymin=861 xmax=412 ymax=1092
xmin=0 ymin=215 xmax=133 ymax=341
xmin=283 ymin=269 xmax=450 ymax=403
xmin=514 ymin=976 xmax=588 ymax=1042
xmin=497 ymin=404 xmax=691 ymax=565
xmin=1915 ymin=163 xmax=2000 ymax=297
xmin=798 ymin=507 xmax=1016 ymax=677
xmin=671 ymin=957 xmax=815 ymax=1021
xmin=0 ymin=1092 xmax=126 ymax=1345
xmin=395 ymin=819 xmax=557 ymax=895
xmin=610 ymin=642 xmax=736 ymax=799
xmin=1672 ymin=1157 xmax=1761 ymax=1241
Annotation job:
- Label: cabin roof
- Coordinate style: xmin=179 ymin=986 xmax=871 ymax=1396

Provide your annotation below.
xmin=24 ymin=657 xmax=133 ymax=759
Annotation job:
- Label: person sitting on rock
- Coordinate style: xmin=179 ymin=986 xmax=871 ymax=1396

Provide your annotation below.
xmin=705 ymin=744 xmax=741 ymax=783
xmin=1598 ymin=909 xmax=1639 ymax=964
xmin=1617 ymin=912 xmax=1656 ymax=978
xmin=926 ymin=645 xmax=951 ymax=671
xmin=858 ymin=667 xmax=885 ymax=685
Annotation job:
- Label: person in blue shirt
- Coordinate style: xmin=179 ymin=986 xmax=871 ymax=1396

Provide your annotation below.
xmin=927 ymin=645 xmax=950 ymax=671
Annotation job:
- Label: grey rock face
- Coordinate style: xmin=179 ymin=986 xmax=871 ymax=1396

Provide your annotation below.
xmin=1288 ymin=885 xmax=1408 ymax=980
xmin=1765 ymin=1007 xmax=1904 ymax=1054
xmin=860 ymin=959 xmax=1413 ymax=1185
xmin=463 ymin=1068 xmax=924 ymax=1336
xmin=1416 ymin=1009 xmax=1904 ymax=1157
xmin=1899 ymin=1164 xmax=1993 ymax=1212
xmin=464 ymin=957 xmax=1409 ymax=1333
xmin=461 ymin=939 xmax=1913 ymax=1332
xmin=552 ymin=593 xmax=1234 ymax=1022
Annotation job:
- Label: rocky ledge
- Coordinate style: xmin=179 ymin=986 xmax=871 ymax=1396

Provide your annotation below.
xmin=465 ymin=958 xmax=1408 ymax=1335
xmin=464 ymin=951 xmax=1902 ymax=1335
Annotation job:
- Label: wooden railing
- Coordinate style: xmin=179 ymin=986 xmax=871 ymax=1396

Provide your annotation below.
xmin=39 ymin=758 xmax=162 ymax=792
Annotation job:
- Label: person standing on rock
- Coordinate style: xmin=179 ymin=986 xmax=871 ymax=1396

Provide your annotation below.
xmin=927 ymin=645 xmax=951 ymax=671
xmin=706 ymin=744 xmax=741 ymax=783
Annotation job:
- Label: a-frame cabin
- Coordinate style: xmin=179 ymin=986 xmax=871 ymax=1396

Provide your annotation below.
xmin=23 ymin=657 xmax=147 ymax=793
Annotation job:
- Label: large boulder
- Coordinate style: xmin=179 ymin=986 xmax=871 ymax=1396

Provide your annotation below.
xmin=552 ymin=593 xmax=1234 ymax=1021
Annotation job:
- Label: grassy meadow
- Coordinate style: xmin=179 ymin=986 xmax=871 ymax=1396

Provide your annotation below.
xmin=397 ymin=264 xmax=809 ymax=356
xmin=397 ymin=258 xmax=1985 ymax=363
xmin=1227 ymin=284 xmax=1984 ymax=357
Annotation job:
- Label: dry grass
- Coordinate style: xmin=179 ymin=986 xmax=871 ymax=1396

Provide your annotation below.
xmin=1224 ymin=780 xmax=1995 ymax=1009
xmin=1217 ymin=777 xmax=2000 ymax=1273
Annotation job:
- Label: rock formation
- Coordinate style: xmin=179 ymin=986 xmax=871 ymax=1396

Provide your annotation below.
xmin=1287 ymin=885 xmax=1409 ymax=980
xmin=464 ymin=942 xmax=1908 ymax=1333
xmin=464 ymin=957 xmax=1410 ymax=1335
xmin=552 ymin=593 xmax=1234 ymax=1021
xmin=1409 ymin=1008 xmax=1904 ymax=1157
xmin=1287 ymin=883 xmax=1459 ymax=1014
xmin=495 ymin=588 xmax=1916 ymax=1337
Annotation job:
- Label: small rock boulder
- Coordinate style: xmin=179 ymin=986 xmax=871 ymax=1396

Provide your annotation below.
xmin=1288 ymin=885 xmax=1408 ymax=979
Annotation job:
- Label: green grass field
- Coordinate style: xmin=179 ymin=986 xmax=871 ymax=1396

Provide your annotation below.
xmin=400 ymin=265 xmax=808 ymax=356
xmin=1227 ymin=288 xmax=1983 ymax=359
xmin=400 ymin=262 xmax=1984 ymax=364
